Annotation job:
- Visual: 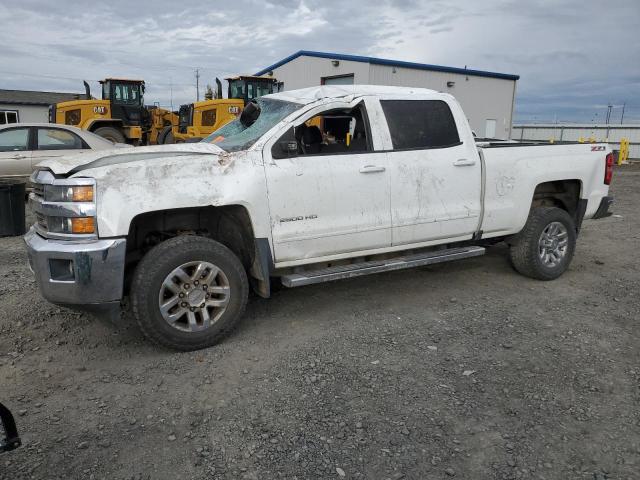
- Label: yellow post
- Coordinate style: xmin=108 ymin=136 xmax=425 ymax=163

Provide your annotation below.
xmin=578 ymin=136 xmax=584 ymax=143
xmin=619 ymin=138 xmax=629 ymax=165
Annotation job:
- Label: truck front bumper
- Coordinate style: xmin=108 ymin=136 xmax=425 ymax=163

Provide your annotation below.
xmin=24 ymin=228 xmax=126 ymax=308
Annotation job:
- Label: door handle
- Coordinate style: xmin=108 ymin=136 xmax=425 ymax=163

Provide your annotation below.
xmin=453 ymin=158 xmax=476 ymax=167
xmin=11 ymin=154 xmax=27 ymax=159
xmin=359 ymin=165 xmax=386 ymax=173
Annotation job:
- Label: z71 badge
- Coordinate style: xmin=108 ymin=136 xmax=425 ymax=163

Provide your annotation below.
xmin=591 ymin=146 xmax=606 ymax=151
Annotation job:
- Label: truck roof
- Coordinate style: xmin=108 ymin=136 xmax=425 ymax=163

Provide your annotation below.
xmin=266 ymin=84 xmax=440 ymax=105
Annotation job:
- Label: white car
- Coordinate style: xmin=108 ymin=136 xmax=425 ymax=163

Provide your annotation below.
xmin=0 ymin=123 xmax=126 ymax=181
xmin=25 ymin=85 xmax=614 ymax=351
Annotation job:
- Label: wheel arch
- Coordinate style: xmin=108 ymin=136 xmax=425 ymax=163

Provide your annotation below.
xmin=530 ymin=179 xmax=585 ymax=230
xmin=86 ymin=119 xmax=124 ymax=133
xmin=124 ymin=205 xmax=272 ymax=298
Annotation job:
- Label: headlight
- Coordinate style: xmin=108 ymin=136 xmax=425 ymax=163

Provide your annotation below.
xmin=47 ymin=216 xmax=96 ymax=235
xmin=44 ymin=185 xmax=94 ymax=202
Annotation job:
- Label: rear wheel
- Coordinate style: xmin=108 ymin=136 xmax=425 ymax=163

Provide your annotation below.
xmin=131 ymin=236 xmax=249 ymax=351
xmin=93 ymin=126 xmax=125 ymax=144
xmin=509 ymin=207 xmax=576 ymax=280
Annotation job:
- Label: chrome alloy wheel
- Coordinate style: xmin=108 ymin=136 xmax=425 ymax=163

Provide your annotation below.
xmin=538 ymin=221 xmax=569 ymax=268
xmin=158 ymin=261 xmax=230 ymax=332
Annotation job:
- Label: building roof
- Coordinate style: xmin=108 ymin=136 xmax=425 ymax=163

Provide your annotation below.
xmin=266 ymin=84 xmax=442 ymax=105
xmin=0 ymin=89 xmax=87 ymax=106
xmin=255 ymin=50 xmax=520 ymax=81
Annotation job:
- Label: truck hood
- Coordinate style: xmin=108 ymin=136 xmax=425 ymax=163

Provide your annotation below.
xmin=37 ymin=143 xmax=225 ymax=175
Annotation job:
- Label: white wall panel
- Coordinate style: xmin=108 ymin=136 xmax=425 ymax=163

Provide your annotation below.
xmin=269 ymin=55 xmax=517 ymax=140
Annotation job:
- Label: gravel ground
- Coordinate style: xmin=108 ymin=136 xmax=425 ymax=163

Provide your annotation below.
xmin=1 ymin=166 xmax=639 ymax=480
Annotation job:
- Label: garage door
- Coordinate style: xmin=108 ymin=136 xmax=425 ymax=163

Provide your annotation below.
xmin=322 ymin=75 xmax=354 ymax=86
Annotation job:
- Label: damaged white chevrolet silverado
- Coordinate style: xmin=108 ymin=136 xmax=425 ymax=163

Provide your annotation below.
xmin=25 ymin=85 xmax=614 ymax=350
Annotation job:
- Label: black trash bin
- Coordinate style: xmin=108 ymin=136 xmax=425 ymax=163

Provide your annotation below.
xmin=0 ymin=179 xmax=26 ymax=237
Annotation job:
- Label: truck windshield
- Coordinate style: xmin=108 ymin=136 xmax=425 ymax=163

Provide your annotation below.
xmin=203 ymin=98 xmax=301 ymax=152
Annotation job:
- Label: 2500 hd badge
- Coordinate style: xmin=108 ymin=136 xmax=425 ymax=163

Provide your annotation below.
xmin=279 ymin=214 xmax=318 ymax=223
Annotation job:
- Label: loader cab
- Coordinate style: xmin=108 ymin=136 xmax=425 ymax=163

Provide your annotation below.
xmin=226 ymin=76 xmax=281 ymax=105
xmin=101 ymin=78 xmax=146 ymax=126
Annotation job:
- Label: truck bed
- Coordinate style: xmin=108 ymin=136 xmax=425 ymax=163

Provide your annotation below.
xmin=477 ymin=141 xmax=610 ymax=239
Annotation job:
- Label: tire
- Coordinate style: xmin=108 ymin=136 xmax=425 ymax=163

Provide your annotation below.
xmin=163 ymin=130 xmax=175 ymax=144
xmin=131 ymin=236 xmax=249 ymax=351
xmin=157 ymin=126 xmax=172 ymax=145
xmin=509 ymin=207 xmax=576 ymax=280
xmin=93 ymin=126 xmax=125 ymax=144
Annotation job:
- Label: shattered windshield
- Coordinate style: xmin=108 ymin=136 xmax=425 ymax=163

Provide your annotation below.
xmin=203 ymin=98 xmax=301 ymax=152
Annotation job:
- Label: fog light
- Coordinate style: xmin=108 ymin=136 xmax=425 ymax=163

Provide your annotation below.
xmin=49 ymin=259 xmax=74 ymax=281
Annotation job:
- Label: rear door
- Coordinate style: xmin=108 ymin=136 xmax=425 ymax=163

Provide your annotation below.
xmin=379 ymin=98 xmax=482 ymax=246
xmin=31 ymin=127 xmax=90 ymax=168
xmin=0 ymin=127 xmax=32 ymax=179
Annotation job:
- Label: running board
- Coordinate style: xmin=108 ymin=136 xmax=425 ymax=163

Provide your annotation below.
xmin=280 ymin=246 xmax=485 ymax=288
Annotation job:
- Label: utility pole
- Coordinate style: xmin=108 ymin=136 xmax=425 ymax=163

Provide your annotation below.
xmin=605 ymin=104 xmax=613 ymax=125
xmin=621 ymin=102 xmax=626 ymax=124
xmin=195 ymin=69 xmax=200 ymax=101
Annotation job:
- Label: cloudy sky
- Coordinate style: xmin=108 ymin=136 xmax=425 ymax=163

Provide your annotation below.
xmin=0 ymin=0 xmax=638 ymax=123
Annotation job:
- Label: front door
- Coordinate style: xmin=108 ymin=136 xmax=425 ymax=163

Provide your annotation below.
xmin=379 ymin=98 xmax=482 ymax=246
xmin=263 ymin=99 xmax=392 ymax=264
xmin=0 ymin=127 xmax=32 ymax=179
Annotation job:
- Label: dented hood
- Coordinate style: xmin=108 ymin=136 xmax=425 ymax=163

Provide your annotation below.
xmin=37 ymin=143 xmax=225 ymax=175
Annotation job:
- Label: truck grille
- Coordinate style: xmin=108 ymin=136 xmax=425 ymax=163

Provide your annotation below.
xmin=31 ymin=182 xmax=44 ymax=198
xmin=28 ymin=168 xmax=97 ymax=239
xmin=34 ymin=212 xmax=48 ymax=231
xmin=29 ymin=172 xmax=50 ymax=235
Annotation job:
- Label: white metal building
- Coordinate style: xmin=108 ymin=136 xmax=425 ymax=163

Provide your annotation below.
xmin=0 ymin=89 xmax=87 ymax=124
xmin=255 ymin=51 xmax=519 ymax=139
xmin=513 ymin=124 xmax=640 ymax=160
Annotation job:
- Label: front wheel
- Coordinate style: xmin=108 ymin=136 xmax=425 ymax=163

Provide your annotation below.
xmin=163 ymin=130 xmax=175 ymax=144
xmin=157 ymin=126 xmax=172 ymax=145
xmin=131 ymin=236 xmax=249 ymax=351
xmin=509 ymin=207 xmax=577 ymax=280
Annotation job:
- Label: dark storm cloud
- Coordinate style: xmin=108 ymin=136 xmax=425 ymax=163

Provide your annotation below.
xmin=0 ymin=0 xmax=637 ymax=122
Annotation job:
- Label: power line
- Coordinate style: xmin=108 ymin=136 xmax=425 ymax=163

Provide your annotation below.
xmin=0 ymin=70 xmax=100 ymax=82
xmin=0 ymin=69 xmax=196 ymax=88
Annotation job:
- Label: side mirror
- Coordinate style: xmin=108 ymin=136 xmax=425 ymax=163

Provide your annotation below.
xmin=280 ymin=140 xmax=298 ymax=155
xmin=240 ymin=100 xmax=261 ymax=127
xmin=0 ymin=402 xmax=21 ymax=453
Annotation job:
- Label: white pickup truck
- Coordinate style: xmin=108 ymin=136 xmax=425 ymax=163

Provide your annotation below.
xmin=25 ymin=85 xmax=614 ymax=350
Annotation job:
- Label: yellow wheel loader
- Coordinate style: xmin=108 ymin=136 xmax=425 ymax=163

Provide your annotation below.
xmin=162 ymin=76 xmax=281 ymax=144
xmin=51 ymin=79 xmax=170 ymax=145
